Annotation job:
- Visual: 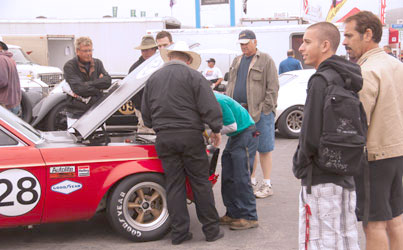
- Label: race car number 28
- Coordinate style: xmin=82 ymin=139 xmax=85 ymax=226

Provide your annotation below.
xmin=0 ymin=169 xmax=41 ymax=217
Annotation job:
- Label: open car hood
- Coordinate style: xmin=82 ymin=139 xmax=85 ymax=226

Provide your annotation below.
xmin=71 ymin=52 xmax=164 ymax=139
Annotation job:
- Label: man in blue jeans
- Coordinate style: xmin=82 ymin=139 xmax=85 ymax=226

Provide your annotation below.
xmin=214 ymin=92 xmax=259 ymax=230
xmin=226 ymin=30 xmax=279 ymax=200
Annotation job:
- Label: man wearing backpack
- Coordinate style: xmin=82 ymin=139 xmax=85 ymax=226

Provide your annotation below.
xmin=293 ymin=22 xmax=363 ymax=250
xmin=343 ymin=11 xmax=403 ymax=250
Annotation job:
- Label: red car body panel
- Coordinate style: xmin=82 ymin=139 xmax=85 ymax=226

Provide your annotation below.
xmin=40 ymin=145 xmax=164 ymax=224
xmin=0 ymin=117 xmax=217 ymax=230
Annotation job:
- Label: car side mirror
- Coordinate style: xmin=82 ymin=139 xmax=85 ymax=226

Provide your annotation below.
xmin=224 ymin=72 xmax=229 ymax=81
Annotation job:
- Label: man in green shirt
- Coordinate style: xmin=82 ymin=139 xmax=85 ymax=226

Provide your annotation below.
xmin=214 ymin=92 xmax=259 ymax=230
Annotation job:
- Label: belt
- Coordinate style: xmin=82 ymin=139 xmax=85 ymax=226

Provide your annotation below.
xmin=240 ymin=103 xmax=248 ymax=111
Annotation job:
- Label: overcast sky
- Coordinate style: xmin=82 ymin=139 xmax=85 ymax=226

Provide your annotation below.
xmin=0 ymin=0 xmax=402 ymax=27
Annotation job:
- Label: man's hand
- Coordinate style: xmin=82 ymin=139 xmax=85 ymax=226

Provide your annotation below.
xmin=209 ymin=132 xmax=221 ymax=147
xmin=99 ymin=73 xmax=104 ymax=78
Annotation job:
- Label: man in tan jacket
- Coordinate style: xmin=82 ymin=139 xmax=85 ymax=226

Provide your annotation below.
xmin=343 ymin=11 xmax=403 ymax=250
xmin=226 ymin=30 xmax=279 ymax=200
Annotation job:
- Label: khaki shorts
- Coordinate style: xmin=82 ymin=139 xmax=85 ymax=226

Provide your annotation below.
xmin=298 ymin=183 xmax=360 ymax=250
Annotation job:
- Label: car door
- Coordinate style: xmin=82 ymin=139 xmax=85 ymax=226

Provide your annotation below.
xmin=0 ymin=125 xmax=46 ymax=228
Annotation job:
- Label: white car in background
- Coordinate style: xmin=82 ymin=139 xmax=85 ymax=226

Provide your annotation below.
xmin=9 ymin=44 xmax=64 ymax=88
xmin=275 ymin=69 xmax=315 ymax=139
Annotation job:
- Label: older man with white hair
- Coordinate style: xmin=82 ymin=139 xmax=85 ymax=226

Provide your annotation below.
xmin=141 ymin=41 xmax=224 ymax=245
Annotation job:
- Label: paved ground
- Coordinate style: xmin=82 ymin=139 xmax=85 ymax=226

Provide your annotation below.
xmin=1 ymin=136 xmax=365 ymax=250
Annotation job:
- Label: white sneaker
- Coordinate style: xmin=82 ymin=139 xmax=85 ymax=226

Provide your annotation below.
xmin=252 ymin=182 xmax=259 ymax=195
xmin=255 ymin=183 xmax=273 ymax=198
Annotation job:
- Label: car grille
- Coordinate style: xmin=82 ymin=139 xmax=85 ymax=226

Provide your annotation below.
xmin=40 ymin=73 xmax=63 ymax=87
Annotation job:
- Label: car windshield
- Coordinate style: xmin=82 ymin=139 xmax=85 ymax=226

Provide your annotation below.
xmin=8 ymin=47 xmax=33 ymax=64
xmin=279 ymin=73 xmax=297 ymax=87
xmin=0 ymin=106 xmax=42 ymax=143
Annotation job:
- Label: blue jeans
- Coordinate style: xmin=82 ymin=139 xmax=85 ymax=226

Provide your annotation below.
xmin=255 ymin=112 xmax=275 ymax=153
xmin=221 ymin=126 xmax=258 ymax=220
xmin=9 ymin=105 xmax=21 ymax=115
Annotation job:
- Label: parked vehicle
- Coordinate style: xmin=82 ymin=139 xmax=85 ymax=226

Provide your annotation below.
xmin=0 ymin=50 xmax=219 ymax=242
xmin=19 ymin=78 xmax=50 ymax=123
xmin=275 ymin=69 xmax=314 ymax=138
xmin=31 ymin=75 xmax=138 ymax=131
xmin=7 ymin=44 xmax=64 ymax=88
xmin=32 ymin=48 xmax=236 ymax=131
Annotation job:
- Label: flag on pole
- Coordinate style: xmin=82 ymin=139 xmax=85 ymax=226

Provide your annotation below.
xmin=380 ymin=0 xmax=386 ymax=24
xmin=326 ymin=0 xmax=348 ymax=22
xmin=303 ymin=0 xmax=309 ymax=14
xmin=170 ymin=0 xmax=176 ymax=8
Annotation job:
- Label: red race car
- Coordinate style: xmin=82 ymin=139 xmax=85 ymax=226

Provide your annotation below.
xmin=0 ymin=53 xmax=219 ymax=242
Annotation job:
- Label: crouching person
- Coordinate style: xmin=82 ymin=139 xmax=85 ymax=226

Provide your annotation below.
xmin=214 ymin=92 xmax=259 ymax=230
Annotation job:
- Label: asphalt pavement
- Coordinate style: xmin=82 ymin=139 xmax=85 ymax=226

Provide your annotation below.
xmin=0 ymin=136 xmax=365 ymax=250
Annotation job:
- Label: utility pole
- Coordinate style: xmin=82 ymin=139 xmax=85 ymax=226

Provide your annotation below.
xmin=195 ymin=0 xmax=201 ymax=28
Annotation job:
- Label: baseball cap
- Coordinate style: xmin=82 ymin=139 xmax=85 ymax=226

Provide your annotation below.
xmin=238 ymin=30 xmax=256 ymax=44
xmin=207 ymin=58 xmax=215 ymax=63
xmin=0 ymin=41 xmax=8 ymax=50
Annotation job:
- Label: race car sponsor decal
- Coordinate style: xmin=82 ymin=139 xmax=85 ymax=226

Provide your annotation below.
xmin=49 ymin=166 xmax=76 ymax=178
xmin=78 ymin=166 xmax=90 ymax=177
xmin=51 ymin=180 xmax=82 ymax=195
xmin=0 ymin=169 xmax=41 ymax=217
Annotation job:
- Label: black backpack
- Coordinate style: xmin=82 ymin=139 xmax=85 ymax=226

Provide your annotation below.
xmin=316 ymin=69 xmax=368 ymax=176
xmin=309 ymin=68 xmax=370 ymax=225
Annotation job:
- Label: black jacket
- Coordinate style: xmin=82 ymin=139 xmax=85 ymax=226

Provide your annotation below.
xmin=64 ymin=57 xmax=111 ymax=117
xmin=141 ymin=60 xmax=223 ymax=133
xmin=293 ymin=55 xmax=363 ymax=189
xmin=128 ymin=56 xmax=145 ymax=110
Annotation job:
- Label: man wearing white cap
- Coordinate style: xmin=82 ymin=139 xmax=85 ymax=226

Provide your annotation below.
xmin=141 ymin=41 xmax=224 ymax=245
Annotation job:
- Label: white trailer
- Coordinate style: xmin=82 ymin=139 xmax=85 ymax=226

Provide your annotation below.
xmin=0 ymin=17 xmax=180 ymax=74
xmin=2 ymin=34 xmax=75 ymax=70
xmin=149 ymin=23 xmax=390 ymax=72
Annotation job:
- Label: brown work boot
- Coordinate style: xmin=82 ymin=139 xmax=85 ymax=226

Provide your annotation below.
xmin=219 ymin=215 xmax=236 ymax=225
xmin=229 ymin=218 xmax=259 ymax=230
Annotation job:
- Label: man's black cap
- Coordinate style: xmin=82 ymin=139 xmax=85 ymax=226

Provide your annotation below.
xmin=0 ymin=41 xmax=8 ymax=51
xmin=238 ymin=30 xmax=256 ymax=44
xmin=207 ymin=58 xmax=215 ymax=63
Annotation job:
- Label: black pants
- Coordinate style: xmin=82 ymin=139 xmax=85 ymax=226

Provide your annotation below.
xmin=155 ymin=131 xmax=220 ymax=241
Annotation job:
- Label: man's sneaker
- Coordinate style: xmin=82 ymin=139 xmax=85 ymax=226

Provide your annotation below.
xmin=219 ymin=215 xmax=235 ymax=225
xmin=252 ymin=182 xmax=259 ymax=195
xmin=229 ymin=218 xmax=259 ymax=230
xmin=255 ymin=183 xmax=273 ymax=198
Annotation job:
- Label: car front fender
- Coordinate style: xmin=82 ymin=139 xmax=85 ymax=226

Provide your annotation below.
xmin=31 ymin=93 xmax=67 ymax=126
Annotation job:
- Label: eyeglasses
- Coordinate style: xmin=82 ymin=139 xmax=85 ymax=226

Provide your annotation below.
xmin=78 ymin=49 xmax=93 ymax=53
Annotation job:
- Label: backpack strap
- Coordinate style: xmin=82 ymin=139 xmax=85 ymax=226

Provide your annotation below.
xmin=314 ymin=69 xmax=347 ymax=89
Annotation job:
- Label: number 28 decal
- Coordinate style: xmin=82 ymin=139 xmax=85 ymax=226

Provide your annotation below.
xmin=0 ymin=169 xmax=41 ymax=217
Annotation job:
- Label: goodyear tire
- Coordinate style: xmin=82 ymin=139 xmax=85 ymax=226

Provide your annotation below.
xmin=107 ymin=173 xmax=171 ymax=242
xmin=277 ymin=105 xmax=304 ymax=139
xmin=45 ymin=101 xmax=67 ymax=131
